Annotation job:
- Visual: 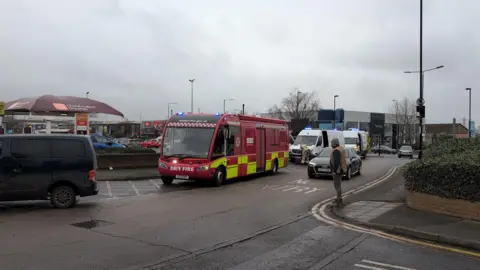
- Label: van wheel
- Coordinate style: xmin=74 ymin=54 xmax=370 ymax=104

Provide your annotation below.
xmin=50 ymin=185 xmax=77 ymax=209
xmin=161 ymin=176 xmax=174 ymax=185
xmin=271 ymin=159 xmax=279 ymax=174
xmin=212 ymin=167 xmax=226 ymax=187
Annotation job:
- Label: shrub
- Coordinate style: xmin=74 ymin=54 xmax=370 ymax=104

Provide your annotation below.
xmin=404 ymin=138 xmax=480 ymax=202
xmin=95 ymin=147 xmax=157 ymax=154
xmin=422 ymin=137 xmax=480 ymax=159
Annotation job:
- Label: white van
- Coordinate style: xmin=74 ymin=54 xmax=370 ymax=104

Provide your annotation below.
xmin=343 ymin=130 xmax=368 ymax=159
xmin=289 ymin=128 xmax=345 ymax=162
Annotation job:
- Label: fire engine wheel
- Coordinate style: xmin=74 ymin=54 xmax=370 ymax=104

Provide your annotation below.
xmin=161 ymin=176 xmax=174 ymax=185
xmin=212 ymin=167 xmax=226 ymax=187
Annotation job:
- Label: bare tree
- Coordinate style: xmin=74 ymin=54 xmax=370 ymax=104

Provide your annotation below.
xmin=267 ymin=89 xmax=320 ymax=120
xmin=390 ymin=97 xmax=417 ymax=145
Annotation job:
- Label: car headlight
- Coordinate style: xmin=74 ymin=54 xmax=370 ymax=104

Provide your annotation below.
xmin=308 ymin=162 xmax=316 ymax=166
xmin=197 ymin=165 xmax=209 ymax=171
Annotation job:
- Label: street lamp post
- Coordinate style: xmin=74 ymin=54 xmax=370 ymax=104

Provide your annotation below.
xmin=404 ymin=65 xmax=444 ymax=159
xmin=466 ymin=88 xmax=472 ymax=137
xmin=223 ymin=98 xmax=234 ymax=113
xmin=189 ymin=79 xmax=195 ymax=113
xmin=333 ymin=95 xmax=339 ymax=129
xmin=167 ymin=102 xmax=177 ymax=118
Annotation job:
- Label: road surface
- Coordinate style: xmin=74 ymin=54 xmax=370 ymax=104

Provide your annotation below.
xmin=1 ymin=155 xmax=478 ymax=269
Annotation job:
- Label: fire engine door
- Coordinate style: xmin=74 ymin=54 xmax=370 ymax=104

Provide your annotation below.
xmin=255 ymin=128 xmax=266 ymax=172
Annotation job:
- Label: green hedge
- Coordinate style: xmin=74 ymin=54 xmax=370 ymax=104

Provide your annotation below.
xmin=404 ymin=138 xmax=480 ymax=202
xmin=95 ymin=147 xmax=157 ymax=154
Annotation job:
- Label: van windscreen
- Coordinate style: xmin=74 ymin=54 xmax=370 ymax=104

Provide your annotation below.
xmin=293 ymin=135 xmax=318 ymax=146
xmin=345 ymin=137 xmax=358 ymax=144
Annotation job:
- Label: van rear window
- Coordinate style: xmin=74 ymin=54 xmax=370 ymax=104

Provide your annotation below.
xmin=11 ymin=139 xmax=50 ymax=158
xmin=52 ymin=140 xmax=86 ymax=158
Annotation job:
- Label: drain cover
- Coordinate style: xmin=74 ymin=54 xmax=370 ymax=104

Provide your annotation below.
xmin=71 ymin=220 xmax=113 ymax=229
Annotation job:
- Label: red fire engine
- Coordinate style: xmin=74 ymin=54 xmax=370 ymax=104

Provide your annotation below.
xmin=158 ymin=112 xmax=290 ymax=186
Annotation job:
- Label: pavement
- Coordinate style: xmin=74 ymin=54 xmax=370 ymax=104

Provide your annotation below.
xmin=330 ymin=169 xmax=480 ymax=252
xmin=1 ymin=155 xmax=479 ymax=270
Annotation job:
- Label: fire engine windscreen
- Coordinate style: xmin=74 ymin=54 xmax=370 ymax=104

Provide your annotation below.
xmin=293 ymin=135 xmax=318 ymax=146
xmin=162 ymin=127 xmax=215 ymax=158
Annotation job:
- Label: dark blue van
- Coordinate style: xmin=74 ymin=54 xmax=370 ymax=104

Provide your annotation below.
xmin=0 ymin=134 xmax=98 ymax=208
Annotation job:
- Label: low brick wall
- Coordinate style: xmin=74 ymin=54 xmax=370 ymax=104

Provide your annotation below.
xmin=96 ymin=153 xmax=159 ymax=169
xmin=406 ymin=191 xmax=480 ymax=221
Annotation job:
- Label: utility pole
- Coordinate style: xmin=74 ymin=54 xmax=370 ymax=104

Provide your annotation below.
xmin=167 ymin=102 xmax=177 ymax=118
xmin=452 ymin=118 xmax=456 ymax=139
xmin=223 ymin=98 xmax=234 ymax=113
xmin=418 ymin=0 xmax=424 ymax=159
xmin=333 ymin=95 xmax=339 ymax=129
xmin=242 ymin=104 xmax=245 ymax=115
xmin=466 ymin=88 xmax=472 ymax=137
xmin=189 ymin=79 xmax=195 ymax=113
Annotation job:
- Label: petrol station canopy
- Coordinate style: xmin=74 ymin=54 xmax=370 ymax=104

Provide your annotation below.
xmin=4 ymin=95 xmax=124 ymax=117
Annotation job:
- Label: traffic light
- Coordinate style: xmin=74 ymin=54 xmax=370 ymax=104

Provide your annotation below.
xmin=416 ymin=105 xmax=425 ymax=118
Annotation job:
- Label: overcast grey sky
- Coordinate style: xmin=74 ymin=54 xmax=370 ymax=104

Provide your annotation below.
xmin=0 ymin=0 xmax=478 ymax=123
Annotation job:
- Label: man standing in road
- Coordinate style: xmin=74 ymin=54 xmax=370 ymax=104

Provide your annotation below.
xmin=330 ymin=138 xmax=347 ymax=207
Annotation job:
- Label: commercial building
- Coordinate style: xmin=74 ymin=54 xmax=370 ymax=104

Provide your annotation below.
xmin=261 ymin=109 xmax=420 ymax=149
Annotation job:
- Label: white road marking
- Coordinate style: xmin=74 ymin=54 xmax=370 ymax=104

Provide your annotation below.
xmin=293 ymin=187 xmax=312 ymax=193
xmin=128 ymin=181 xmax=140 ymax=195
xmin=150 ymin=179 xmax=161 ymax=189
xmin=282 ymin=186 xmax=308 ymax=192
xmin=106 ymin=181 xmax=113 ymax=197
xmin=354 ymin=264 xmax=388 ymax=270
xmin=289 ymin=179 xmax=310 ymax=185
xmin=272 ymin=185 xmax=292 ymax=190
xmin=262 ymin=184 xmax=278 ymax=190
xmin=304 ymin=187 xmax=324 ymax=194
xmin=360 ymin=260 xmax=417 ymax=270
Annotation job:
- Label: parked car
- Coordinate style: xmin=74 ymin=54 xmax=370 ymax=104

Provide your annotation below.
xmin=116 ymin=138 xmax=140 ymax=148
xmin=371 ymin=145 xmax=396 ymax=154
xmin=307 ymin=147 xmax=362 ymax=180
xmin=90 ymin=134 xmax=126 ymax=150
xmin=398 ymin=145 xmax=414 ymax=158
xmin=140 ymin=136 xmax=162 ymax=148
xmin=0 ymin=134 xmax=98 ymax=208
xmin=140 ymin=139 xmax=161 ymax=148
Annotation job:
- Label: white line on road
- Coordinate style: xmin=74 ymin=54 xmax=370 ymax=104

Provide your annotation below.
xmin=106 ymin=181 xmax=113 ymax=197
xmin=360 ymin=260 xmax=417 ymax=270
xmin=303 ymin=187 xmax=324 ymax=194
xmin=150 ymin=179 xmax=161 ymax=189
xmin=354 ymin=264 xmax=388 ymax=270
xmin=128 ymin=181 xmax=140 ymax=195
xmin=289 ymin=179 xmax=310 ymax=185
xmin=272 ymin=185 xmax=292 ymax=190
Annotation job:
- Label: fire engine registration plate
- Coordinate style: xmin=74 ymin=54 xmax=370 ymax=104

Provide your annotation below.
xmin=176 ymin=175 xmax=189 ymax=180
